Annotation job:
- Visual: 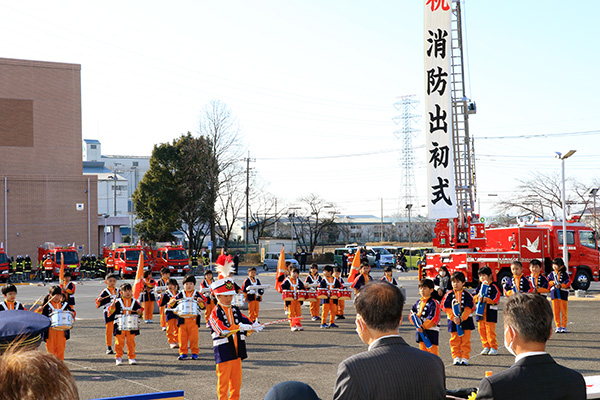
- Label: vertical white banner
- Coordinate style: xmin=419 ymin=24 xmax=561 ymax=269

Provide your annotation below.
xmin=425 ymin=0 xmax=457 ymax=219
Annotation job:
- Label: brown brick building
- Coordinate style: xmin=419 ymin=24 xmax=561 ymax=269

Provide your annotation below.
xmin=0 ymin=57 xmax=98 ymax=260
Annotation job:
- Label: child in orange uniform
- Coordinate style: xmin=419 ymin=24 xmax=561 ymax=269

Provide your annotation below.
xmin=169 ymin=275 xmax=207 ymax=360
xmin=472 ymin=266 xmax=500 ymax=356
xmin=156 ymin=267 xmax=171 ymax=331
xmin=209 ymin=278 xmax=262 ymax=400
xmin=351 ymin=261 xmax=372 ymax=293
xmin=503 ymin=261 xmax=532 ymax=296
xmin=1 ymin=284 xmax=26 ymax=311
xmin=37 ymin=285 xmax=74 ymax=360
xmin=528 ymin=258 xmax=550 ymax=296
xmin=139 ymin=270 xmax=156 ymax=323
xmin=202 ymin=269 xmax=217 ymax=328
xmin=242 ymin=267 xmax=264 ymax=323
xmin=61 ymin=271 xmax=76 ymax=312
xmin=304 ymin=263 xmax=322 ymax=321
xmin=334 ymin=267 xmax=346 ymax=320
xmin=281 ymin=267 xmax=306 ymax=331
xmin=442 ymin=271 xmax=474 ymax=365
xmin=410 ymin=279 xmax=441 ymax=355
xmin=108 ymin=282 xmax=143 ymax=365
xmin=547 ymin=257 xmax=570 ymax=333
xmin=160 ymin=278 xmax=180 ymax=349
xmin=95 ymin=273 xmax=119 ymax=354
xmin=319 ymin=265 xmax=342 ymax=329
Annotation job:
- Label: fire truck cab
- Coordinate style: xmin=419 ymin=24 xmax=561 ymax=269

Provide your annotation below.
xmin=423 ymin=217 xmax=599 ymax=291
xmin=153 ymin=245 xmax=189 ymax=275
xmin=0 ymin=249 xmax=9 ymax=282
xmin=37 ymin=244 xmax=80 ymax=279
xmin=113 ymin=245 xmax=148 ymax=278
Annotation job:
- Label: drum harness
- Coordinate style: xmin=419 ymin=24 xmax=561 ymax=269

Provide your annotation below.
xmin=0 ymin=301 xmax=22 ymax=311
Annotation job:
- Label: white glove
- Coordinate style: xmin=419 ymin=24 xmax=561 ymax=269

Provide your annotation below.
xmin=248 ymin=290 xmax=256 ymax=295
xmin=239 ymin=323 xmax=253 ymax=332
xmin=252 ymin=322 xmax=264 ymax=333
xmin=221 ymin=330 xmax=230 ymax=337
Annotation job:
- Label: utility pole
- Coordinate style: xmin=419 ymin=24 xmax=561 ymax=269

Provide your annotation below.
xmin=244 ymin=152 xmax=255 ymax=253
xmin=380 ymin=198 xmax=384 ymax=242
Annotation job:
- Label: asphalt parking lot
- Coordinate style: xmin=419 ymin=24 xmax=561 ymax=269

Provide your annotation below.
xmin=11 ymin=267 xmax=600 ymax=400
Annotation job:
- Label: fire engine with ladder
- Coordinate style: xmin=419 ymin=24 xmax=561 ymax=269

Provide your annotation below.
xmin=420 ymin=1 xmax=599 ymax=291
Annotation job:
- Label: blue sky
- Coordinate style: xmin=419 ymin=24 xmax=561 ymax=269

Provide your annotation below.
xmin=1 ymin=0 xmax=598 ymax=218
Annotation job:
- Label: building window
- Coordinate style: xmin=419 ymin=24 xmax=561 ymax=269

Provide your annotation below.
xmin=91 ymin=144 xmax=97 ymax=149
xmin=133 ymin=161 xmax=139 ymax=166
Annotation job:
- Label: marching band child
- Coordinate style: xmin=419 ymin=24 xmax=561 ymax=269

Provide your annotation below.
xmin=61 ymin=271 xmax=76 ymax=312
xmin=442 ymin=271 xmax=475 ymax=365
xmin=281 ymin=267 xmax=306 ymax=331
xmin=304 ymin=263 xmax=322 ymax=321
xmin=242 ymin=267 xmax=264 ymax=323
xmin=528 ymin=259 xmax=550 ymax=296
xmin=381 ymin=266 xmax=398 ymax=285
xmin=108 ymin=282 xmax=143 ymax=365
xmin=472 ymin=266 xmax=500 ymax=356
xmin=95 ymin=273 xmax=119 ymax=354
xmin=351 ymin=261 xmax=372 ymax=293
xmin=503 ymin=261 xmax=532 ymax=296
xmin=169 ymin=275 xmax=207 ymax=360
xmin=334 ymin=267 xmax=346 ymax=320
xmin=410 ymin=279 xmax=441 ymax=356
xmin=209 ymin=278 xmax=262 ymax=400
xmin=37 ymin=285 xmax=74 ymax=361
xmin=139 ymin=270 xmax=156 ymax=323
xmin=1 ymin=284 xmax=26 ymax=311
xmin=547 ymin=257 xmax=570 ymax=333
xmin=319 ymin=265 xmax=342 ymax=329
xmin=160 ymin=278 xmax=180 ymax=349
xmin=156 ymin=267 xmax=171 ymax=331
xmin=202 ymin=269 xmax=218 ymax=328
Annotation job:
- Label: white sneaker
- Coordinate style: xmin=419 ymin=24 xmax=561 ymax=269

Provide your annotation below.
xmin=298 ymin=326 xmax=304 ymax=331
xmin=291 ymin=326 xmax=298 ymax=332
xmin=480 ymin=347 xmax=490 ymax=355
xmin=561 ymin=327 xmax=568 ymax=333
xmin=453 ymin=357 xmax=461 ymax=365
xmin=461 ymin=358 xmax=469 ymax=365
xmin=170 ymin=343 xmax=179 ymax=349
xmin=488 ymin=348 xmax=498 ymax=355
xmin=115 ymin=357 xmax=122 ymax=366
xmin=129 ymin=359 xmax=137 ymax=365
xmin=161 ymin=327 xmax=167 ymax=331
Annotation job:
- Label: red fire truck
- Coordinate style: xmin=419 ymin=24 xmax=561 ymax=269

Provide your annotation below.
xmin=37 ymin=244 xmax=81 ymax=279
xmin=0 ymin=248 xmax=9 ymax=282
xmin=152 ymin=244 xmax=189 ymax=275
xmin=422 ymin=216 xmax=599 ymax=291
xmin=113 ymin=245 xmax=148 ymax=278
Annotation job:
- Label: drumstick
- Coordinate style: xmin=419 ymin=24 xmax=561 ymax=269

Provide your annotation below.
xmin=29 ymin=293 xmax=47 ymax=310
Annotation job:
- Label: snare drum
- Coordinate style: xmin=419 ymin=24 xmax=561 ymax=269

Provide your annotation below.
xmin=50 ymin=310 xmax=73 ymax=331
xmin=233 ymin=293 xmax=246 ymax=307
xmin=116 ymin=314 xmax=139 ymax=331
xmin=296 ymin=290 xmax=307 ymax=302
xmin=176 ymin=298 xmax=200 ymax=318
xmin=329 ymin=289 xmax=340 ymax=299
xmin=317 ymin=288 xmax=329 ymax=299
xmin=338 ymin=289 xmax=352 ymax=300
xmin=306 ymin=291 xmax=318 ymax=302
xmin=282 ymin=290 xmax=295 ymax=301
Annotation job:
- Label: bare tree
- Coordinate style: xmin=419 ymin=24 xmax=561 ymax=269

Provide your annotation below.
xmin=215 ymin=168 xmax=246 ymax=250
xmin=292 ymin=194 xmax=338 ymax=252
xmin=248 ymin=194 xmax=284 ymax=243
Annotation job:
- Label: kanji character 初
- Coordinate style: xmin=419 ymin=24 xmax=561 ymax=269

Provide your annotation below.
xmin=428 ymin=104 xmax=448 ymax=134
xmin=426 ymin=0 xmax=450 ymax=12
xmin=429 ymin=141 xmax=450 ymax=168
xmin=431 ymin=177 xmax=453 ymax=206
xmin=427 ymin=29 xmax=448 ymax=59
xmin=427 ymin=66 xmax=448 ymax=96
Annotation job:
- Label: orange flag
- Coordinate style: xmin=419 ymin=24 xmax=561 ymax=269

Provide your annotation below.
xmin=275 ymin=246 xmax=287 ymax=293
xmin=132 ymin=251 xmax=145 ymax=301
xmin=59 ymin=253 xmax=65 ymax=284
xmin=347 ymin=248 xmax=361 ymax=283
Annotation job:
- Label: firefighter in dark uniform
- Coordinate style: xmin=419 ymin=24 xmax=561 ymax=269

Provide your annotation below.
xmin=97 ymin=256 xmax=107 ymax=278
xmin=90 ymin=254 xmax=97 ymax=279
xmin=81 ymin=254 xmax=89 ymax=279
xmin=15 ymin=255 xmax=24 ymax=283
xmin=8 ymin=256 xmax=15 ymax=283
xmin=23 ymin=254 xmax=32 ymax=282
xmin=190 ymin=250 xmax=199 ymax=275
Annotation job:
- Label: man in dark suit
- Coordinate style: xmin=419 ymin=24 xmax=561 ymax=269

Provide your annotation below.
xmin=333 ymin=281 xmax=445 ymax=400
xmin=476 ymin=293 xmax=586 ymax=400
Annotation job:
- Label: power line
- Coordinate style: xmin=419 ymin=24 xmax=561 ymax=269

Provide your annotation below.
xmin=475 ymin=129 xmax=600 ymax=140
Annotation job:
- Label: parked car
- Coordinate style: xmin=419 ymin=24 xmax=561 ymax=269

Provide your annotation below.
xmin=262 ymin=252 xmax=299 ymax=272
xmin=402 ymin=247 xmax=434 ymax=269
xmin=367 ymin=246 xmax=395 ymax=267
xmin=342 ymin=245 xmax=376 ymax=266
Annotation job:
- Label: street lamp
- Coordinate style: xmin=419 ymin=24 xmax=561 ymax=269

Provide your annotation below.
xmin=555 ymin=150 xmax=576 ymax=269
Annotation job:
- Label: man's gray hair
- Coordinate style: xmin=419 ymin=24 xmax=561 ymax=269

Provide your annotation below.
xmin=504 ymin=293 xmax=553 ymax=343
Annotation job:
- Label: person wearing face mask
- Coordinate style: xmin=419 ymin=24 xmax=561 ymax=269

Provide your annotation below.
xmin=333 ymin=281 xmax=445 ymax=400
xmin=476 ymin=293 xmax=585 ymax=400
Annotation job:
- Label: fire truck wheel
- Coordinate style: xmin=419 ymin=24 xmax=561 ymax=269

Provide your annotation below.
xmin=572 ymin=269 xmax=591 ymax=291
xmin=496 ymin=270 xmax=512 ymax=293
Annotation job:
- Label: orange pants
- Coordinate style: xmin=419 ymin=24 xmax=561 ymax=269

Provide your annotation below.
xmin=478 ymin=321 xmax=497 ymax=350
xmin=105 ymin=320 xmax=114 ymax=347
xmin=216 ymin=358 xmax=242 ymax=400
xmin=552 ymin=299 xmax=568 ymax=328
xmin=160 ymin=305 xmax=166 ymax=328
xmin=288 ymin=300 xmax=302 ymax=327
xmin=166 ymin=318 xmax=179 ymax=345
xmin=337 ymin=300 xmax=345 ymax=316
xmin=178 ymin=318 xmax=199 ymax=355
xmin=205 ymin=302 xmax=216 ymax=325
xmin=449 ymin=329 xmax=471 ymax=360
xmin=143 ymin=301 xmax=154 ymax=321
xmin=309 ymin=301 xmax=320 ymax=318
xmin=46 ymin=329 xmax=66 ymax=361
xmin=321 ymin=301 xmax=337 ymax=325
xmin=115 ymin=331 xmax=136 ymax=359
xmin=247 ymin=300 xmax=259 ymax=322
xmin=419 ymin=342 xmax=439 ymax=356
